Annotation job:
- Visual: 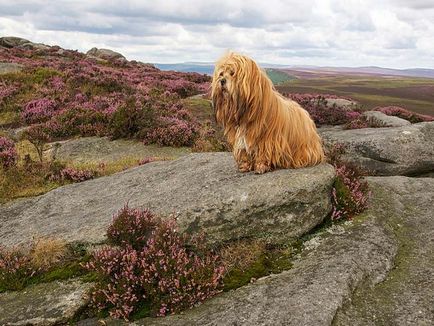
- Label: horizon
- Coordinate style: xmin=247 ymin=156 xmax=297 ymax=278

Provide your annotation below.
xmin=1 ymin=1 xmax=434 ymax=69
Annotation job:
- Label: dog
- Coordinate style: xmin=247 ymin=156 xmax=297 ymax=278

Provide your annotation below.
xmin=211 ymin=52 xmax=325 ymax=174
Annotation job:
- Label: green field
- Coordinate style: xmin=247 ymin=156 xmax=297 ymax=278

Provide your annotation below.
xmin=265 ymin=69 xmax=296 ymax=85
xmin=275 ymin=72 xmax=434 ymax=116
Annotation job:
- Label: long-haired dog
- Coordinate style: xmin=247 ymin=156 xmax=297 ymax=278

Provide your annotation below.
xmin=212 ymin=52 xmax=325 ymax=174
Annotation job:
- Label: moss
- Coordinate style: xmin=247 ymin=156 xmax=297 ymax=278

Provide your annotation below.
xmin=222 ymin=244 xmax=297 ymax=292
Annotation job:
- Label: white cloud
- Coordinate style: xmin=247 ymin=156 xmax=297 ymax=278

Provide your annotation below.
xmin=0 ymin=0 xmax=433 ymax=68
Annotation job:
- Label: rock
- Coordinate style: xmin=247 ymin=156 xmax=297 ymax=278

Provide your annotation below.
xmin=48 ymin=136 xmax=190 ymax=163
xmin=135 ymin=218 xmax=396 ymax=326
xmin=0 ymin=36 xmax=50 ymax=51
xmin=0 ymin=279 xmax=93 ymax=326
xmin=128 ymin=176 xmax=433 ymax=326
xmin=320 ymin=121 xmax=434 ymax=176
xmin=325 ymin=98 xmax=358 ymax=110
xmin=0 ymin=36 xmax=32 ymax=48
xmin=0 ymin=62 xmax=23 ymax=74
xmin=362 ymin=110 xmax=411 ymax=127
xmin=86 ymin=47 xmax=126 ymax=61
xmin=334 ymin=176 xmax=434 ymax=325
xmin=0 ymin=153 xmax=335 ymax=246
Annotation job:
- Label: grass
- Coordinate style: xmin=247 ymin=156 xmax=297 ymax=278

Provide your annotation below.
xmin=220 ymin=239 xmax=299 ymax=292
xmin=265 ymin=69 xmax=296 ymax=85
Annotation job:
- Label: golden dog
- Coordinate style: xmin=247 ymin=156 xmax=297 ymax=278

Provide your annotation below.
xmin=212 ymin=52 xmax=324 ymax=173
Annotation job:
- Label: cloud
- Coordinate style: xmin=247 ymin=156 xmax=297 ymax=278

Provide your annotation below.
xmin=0 ymin=0 xmax=433 ymax=68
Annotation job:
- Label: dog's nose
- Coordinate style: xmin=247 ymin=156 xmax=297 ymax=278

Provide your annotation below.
xmin=220 ymin=78 xmax=226 ymax=86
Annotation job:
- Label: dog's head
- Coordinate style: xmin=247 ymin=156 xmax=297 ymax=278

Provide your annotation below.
xmin=212 ymin=52 xmax=267 ymax=124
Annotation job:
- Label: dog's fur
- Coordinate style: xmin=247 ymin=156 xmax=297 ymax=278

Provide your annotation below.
xmin=211 ymin=52 xmax=325 ymax=173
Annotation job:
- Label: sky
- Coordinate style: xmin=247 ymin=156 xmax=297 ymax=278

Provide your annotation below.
xmin=1 ymin=0 xmax=434 ymax=68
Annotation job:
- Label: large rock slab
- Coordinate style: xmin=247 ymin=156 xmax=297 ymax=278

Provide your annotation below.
xmin=129 ymin=176 xmax=433 ymax=326
xmin=0 ymin=153 xmax=335 ymax=246
xmin=334 ymin=176 xmax=434 ymax=325
xmin=320 ymin=121 xmax=434 ymax=176
xmin=48 ymin=136 xmax=190 ymax=163
xmin=0 ymin=279 xmax=92 ymax=326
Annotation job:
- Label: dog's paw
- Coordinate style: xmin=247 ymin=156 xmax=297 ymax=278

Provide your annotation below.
xmin=238 ymin=161 xmax=252 ymax=172
xmin=254 ymin=162 xmax=271 ymax=174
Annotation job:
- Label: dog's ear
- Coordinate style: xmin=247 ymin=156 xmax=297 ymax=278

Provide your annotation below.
xmin=235 ymin=91 xmax=248 ymax=124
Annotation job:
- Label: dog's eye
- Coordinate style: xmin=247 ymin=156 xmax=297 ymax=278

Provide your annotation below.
xmin=230 ymin=70 xmax=235 ymax=76
xmin=219 ymin=72 xmax=224 ymax=77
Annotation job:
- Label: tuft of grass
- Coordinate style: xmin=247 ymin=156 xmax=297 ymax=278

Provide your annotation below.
xmin=30 ymin=238 xmax=68 ymax=270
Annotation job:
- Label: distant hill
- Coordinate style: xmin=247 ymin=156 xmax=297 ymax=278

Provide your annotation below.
xmin=155 ymin=62 xmax=434 ymax=79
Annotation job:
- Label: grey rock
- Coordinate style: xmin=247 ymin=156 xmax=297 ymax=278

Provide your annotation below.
xmin=0 ymin=36 xmax=50 ymax=51
xmin=130 ymin=176 xmax=433 ymax=326
xmin=334 ymin=176 xmax=434 ymax=325
xmin=48 ymin=136 xmax=190 ymax=163
xmin=362 ymin=110 xmax=411 ymax=127
xmin=0 ymin=279 xmax=93 ymax=326
xmin=0 ymin=62 xmax=23 ymax=74
xmin=0 ymin=153 xmax=335 ymax=247
xmin=86 ymin=47 xmax=126 ymax=61
xmin=325 ymin=98 xmax=358 ymax=110
xmin=320 ymin=121 xmax=434 ymax=176
xmin=136 ymin=219 xmax=396 ymax=326
xmin=0 ymin=36 xmax=32 ymax=48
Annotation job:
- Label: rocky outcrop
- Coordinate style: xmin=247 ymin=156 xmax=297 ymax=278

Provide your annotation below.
xmin=0 ymin=62 xmax=23 ymax=74
xmin=320 ymin=121 xmax=434 ymax=176
xmin=334 ymin=176 xmax=434 ymax=325
xmin=48 ymin=136 xmax=190 ymax=163
xmin=0 ymin=152 xmax=335 ymax=247
xmin=0 ymin=279 xmax=93 ymax=326
xmin=86 ymin=47 xmax=126 ymax=62
xmin=0 ymin=36 xmax=50 ymax=51
xmin=362 ymin=110 xmax=411 ymax=127
xmin=127 ymin=176 xmax=432 ymax=326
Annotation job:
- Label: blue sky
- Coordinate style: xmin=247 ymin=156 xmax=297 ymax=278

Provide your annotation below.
xmin=1 ymin=0 xmax=434 ymax=68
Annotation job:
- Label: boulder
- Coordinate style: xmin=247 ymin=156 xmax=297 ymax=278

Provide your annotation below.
xmin=320 ymin=121 xmax=434 ymax=176
xmin=0 ymin=153 xmax=335 ymax=247
xmin=325 ymin=98 xmax=358 ymax=110
xmin=86 ymin=47 xmax=126 ymax=61
xmin=0 ymin=279 xmax=93 ymax=326
xmin=0 ymin=36 xmax=50 ymax=51
xmin=0 ymin=36 xmax=32 ymax=48
xmin=362 ymin=110 xmax=411 ymax=127
xmin=129 ymin=176 xmax=433 ymax=326
xmin=0 ymin=62 xmax=23 ymax=74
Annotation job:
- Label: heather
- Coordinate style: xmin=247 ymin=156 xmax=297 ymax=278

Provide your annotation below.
xmin=326 ymin=144 xmax=370 ymax=220
xmin=285 ymin=93 xmax=432 ymax=129
xmin=0 ymin=136 xmax=18 ymax=169
xmin=285 ymin=93 xmax=359 ymax=126
xmin=86 ymin=206 xmax=225 ymax=319
xmin=0 ymin=46 xmax=210 ymax=147
xmin=374 ymin=106 xmax=434 ymax=123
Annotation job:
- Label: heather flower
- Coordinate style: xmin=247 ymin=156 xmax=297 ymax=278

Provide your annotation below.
xmin=326 ymin=143 xmax=371 ymax=220
xmin=0 ymin=246 xmax=38 ymax=291
xmin=0 ymin=136 xmax=18 ymax=169
xmin=374 ymin=106 xmax=434 ymax=123
xmin=144 ymin=117 xmax=197 ymax=147
xmin=285 ymin=93 xmax=359 ymax=126
xmin=86 ymin=207 xmax=225 ymax=320
xmin=21 ymin=98 xmax=57 ymax=124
